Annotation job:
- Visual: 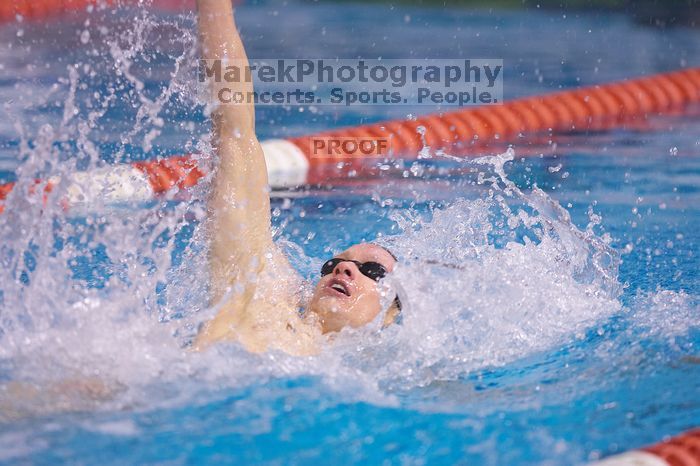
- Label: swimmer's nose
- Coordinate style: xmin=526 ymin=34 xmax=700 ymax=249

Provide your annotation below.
xmin=334 ymin=261 xmax=356 ymax=279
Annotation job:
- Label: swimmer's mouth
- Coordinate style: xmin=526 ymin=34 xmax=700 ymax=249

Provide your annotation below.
xmin=328 ymin=279 xmax=350 ymax=297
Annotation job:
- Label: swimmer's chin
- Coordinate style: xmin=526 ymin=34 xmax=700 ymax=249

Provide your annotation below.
xmin=308 ymin=298 xmax=355 ymax=334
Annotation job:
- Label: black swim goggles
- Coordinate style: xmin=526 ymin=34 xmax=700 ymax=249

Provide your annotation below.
xmin=320 ymin=258 xmax=388 ymax=281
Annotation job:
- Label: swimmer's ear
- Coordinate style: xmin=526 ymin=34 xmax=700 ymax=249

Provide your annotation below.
xmin=381 ymin=296 xmax=402 ymax=329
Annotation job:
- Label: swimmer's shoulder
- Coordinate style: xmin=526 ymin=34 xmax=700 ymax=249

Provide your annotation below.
xmin=195 ymin=245 xmax=320 ymax=355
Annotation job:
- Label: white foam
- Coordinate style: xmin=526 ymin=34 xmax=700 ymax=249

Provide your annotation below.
xmin=0 ymin=7 xmax=697 ymax=426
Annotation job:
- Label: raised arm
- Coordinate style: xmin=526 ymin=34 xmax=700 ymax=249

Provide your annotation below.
xmin=195 ymin=0 xmax=275 ymax=345
xmin=197 ymin=0 xmax=255 ymax=135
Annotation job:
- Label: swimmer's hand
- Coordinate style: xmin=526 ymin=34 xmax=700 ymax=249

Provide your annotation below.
xmin=0 ymin=376 xmax=125 ymax=421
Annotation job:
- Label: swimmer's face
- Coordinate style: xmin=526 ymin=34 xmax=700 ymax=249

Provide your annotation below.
xmin=308 ymin=243 xmax=396 ymax=334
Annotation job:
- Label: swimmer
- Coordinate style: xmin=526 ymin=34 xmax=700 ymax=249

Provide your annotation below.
xmin=0 ymin=0 xmax=402 ymax=421
xmin=193 ymin=0 xmax=402 ymax=355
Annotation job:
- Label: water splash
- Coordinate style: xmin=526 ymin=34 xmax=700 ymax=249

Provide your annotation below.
xmin=0 ymin=5 xmax=209 ymax=414
xmin=0 ymin=4 xmax=696 ymax=430
xmin=325 ymin=150 xmax=624 ymax=392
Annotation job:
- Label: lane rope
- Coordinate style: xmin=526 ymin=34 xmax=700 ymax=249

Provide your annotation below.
xmin=1 ymin=0 xmax=112 ymax=23
xmin=0 ymin=0 xmax=198 ymax=23
xmin=589 ymin=429 xmax=700 ymax=466
xmin=1 ymin=67 xmax=699 ymax=213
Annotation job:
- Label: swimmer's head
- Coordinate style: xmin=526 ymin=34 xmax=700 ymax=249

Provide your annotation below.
xmin=308 ymin=242 xmax=400 ymax=334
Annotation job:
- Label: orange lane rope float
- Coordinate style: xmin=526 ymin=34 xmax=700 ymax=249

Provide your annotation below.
xmin=0 ymin=67 xmax=698 ymax=213
xmin=589 ymin=429 xmax=700 ymax=466
xmin=0 ymin=0 xmax=199 ymax=23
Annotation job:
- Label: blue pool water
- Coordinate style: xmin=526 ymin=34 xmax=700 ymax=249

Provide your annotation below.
xmin=0 ymin=2 xmax=699 ymax=465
